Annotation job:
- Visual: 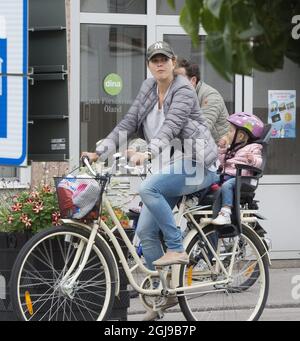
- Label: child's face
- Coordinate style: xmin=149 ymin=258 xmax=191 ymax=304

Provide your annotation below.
xmin=218 ymin=125 xmax=236 ymax=147
xmin=220 ymin=124 xmax=248 ymax=147
xmin=227 ymin=124 xmax=236 ymax=144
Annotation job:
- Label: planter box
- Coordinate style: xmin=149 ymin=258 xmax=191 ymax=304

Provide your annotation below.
xmin=0 ymin=232 xmax=33 ymax=321
xmin=0 ymin=229 xmax=134 ymax=321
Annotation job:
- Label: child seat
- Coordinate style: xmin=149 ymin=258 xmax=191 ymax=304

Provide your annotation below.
xmin=238 ymin=124 xmax=272 ymax=207
xmin=214 ymin=123 xmax=272 ymax=237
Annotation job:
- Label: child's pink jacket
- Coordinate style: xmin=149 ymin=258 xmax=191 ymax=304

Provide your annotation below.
xmin=218 ymin=143 xmax=263 ymax=176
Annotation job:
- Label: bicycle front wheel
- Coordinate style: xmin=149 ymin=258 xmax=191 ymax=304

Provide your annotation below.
xmin=178 ymin=224 xmax=269 ymax=321
xmin=11 ymin=226 xmax=116 ymax=321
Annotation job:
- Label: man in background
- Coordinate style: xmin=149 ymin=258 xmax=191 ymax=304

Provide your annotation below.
xmin=176 ymin=59 xmax=230 ymax=143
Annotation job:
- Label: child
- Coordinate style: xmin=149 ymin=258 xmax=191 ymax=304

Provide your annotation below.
xmin=212 ymin=112 xmax=264 ymax=225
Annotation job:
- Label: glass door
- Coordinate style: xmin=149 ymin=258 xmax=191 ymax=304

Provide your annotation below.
xmin=156 ymin=26 xmax=242 ymax=115
xmin=80 ymin=24 xmax=146 ymax=152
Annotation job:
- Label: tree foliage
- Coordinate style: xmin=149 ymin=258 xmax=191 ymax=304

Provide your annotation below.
xmin=167 ymin=0 xmax=300 ymax=81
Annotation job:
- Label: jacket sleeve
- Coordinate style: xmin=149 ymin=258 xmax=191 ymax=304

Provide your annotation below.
xmin=248 ymin=144 xmax=263 ymax=168
xmin=218 ymin=146 xmax=227 ymax=166
xmin=200 ymin=91 xmax=225 ymax=132
xmin=147 ymin=86 xmax=194 ymax=157
xmin=227 ymin=144 xmax=263 ymax=169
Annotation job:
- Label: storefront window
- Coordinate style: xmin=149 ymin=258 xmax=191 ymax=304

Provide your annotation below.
xmin=164 ymin=34 xmax=235 ymax=114
xmin=156 ymin=0 xmax=184 ymax=15
xmin=253 ymin=58 xmax=300 ymax=175
xmin=80 ymin=0 xmax=147 ymax=14
xmin=80 ymin=24 xmax=146 ymax=152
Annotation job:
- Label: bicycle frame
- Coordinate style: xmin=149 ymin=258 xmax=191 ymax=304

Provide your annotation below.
xmin=59 ymin=194 xmax=246 ymax=298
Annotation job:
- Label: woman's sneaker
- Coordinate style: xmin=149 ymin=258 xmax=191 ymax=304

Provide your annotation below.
xmin=212 ymin=207 xmax=232 ymax=225
xmin=152 ymin=251 xmax=189 ymax=267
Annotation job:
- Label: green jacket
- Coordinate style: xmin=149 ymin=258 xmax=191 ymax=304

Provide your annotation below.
xmin=196 ymin=81 xmax=230 ymax=143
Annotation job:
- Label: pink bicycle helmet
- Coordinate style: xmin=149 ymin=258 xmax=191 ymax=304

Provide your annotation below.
xmin=228 ymin=112 xmax=264 ymax=140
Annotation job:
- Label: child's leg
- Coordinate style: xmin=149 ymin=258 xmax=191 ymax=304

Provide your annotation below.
xmin=212 ymin=177 xmax=236 ymax=225
xmin=221 ymin=177 xmax=236 ymax=208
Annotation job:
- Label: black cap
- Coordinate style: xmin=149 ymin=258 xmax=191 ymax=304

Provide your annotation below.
xmin=147 ymin=41 xmax=175 ymax=61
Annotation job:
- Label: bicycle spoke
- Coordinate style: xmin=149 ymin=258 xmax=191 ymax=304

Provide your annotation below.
xmin=76 ymin=287 xmax=106 ymax=299
xmin=71 ymin=296 xmax=101 ymax=317
xmin=27 ymin=288 xmax=59 ymax=321
xmin=74 ymin=292 xmax=99 ymax=320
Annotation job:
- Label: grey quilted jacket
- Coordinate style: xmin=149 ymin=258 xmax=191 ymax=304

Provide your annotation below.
xmin=96 ymin=75 xmax=218 ymax=168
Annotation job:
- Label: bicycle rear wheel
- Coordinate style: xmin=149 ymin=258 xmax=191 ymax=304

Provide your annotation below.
xmin=178 ymin=224 xmax=269 ymax=321
xmin=11 ymin=226 xmax=116 ymax=321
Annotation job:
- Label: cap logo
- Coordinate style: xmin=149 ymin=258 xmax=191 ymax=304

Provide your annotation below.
xmin=154 ymin=42 xmax=163 ymax=49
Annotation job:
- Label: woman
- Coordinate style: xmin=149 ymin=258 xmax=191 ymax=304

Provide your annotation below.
xmin=82 ymin=41 xmax=219 ymax=270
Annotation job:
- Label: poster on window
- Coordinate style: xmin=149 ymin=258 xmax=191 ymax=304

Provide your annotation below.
xmin=268 ymin=90 xmax=296 ymax=139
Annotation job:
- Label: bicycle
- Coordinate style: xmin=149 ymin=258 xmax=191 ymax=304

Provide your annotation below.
xmin=10 ymin=154 xmax=270 ymax=321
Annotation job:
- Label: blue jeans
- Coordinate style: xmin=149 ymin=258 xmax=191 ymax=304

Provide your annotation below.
xmin=136 ymin=159 xmax=219 ymax=270
xmin=221 ymin=177 xmax=236 ymax=207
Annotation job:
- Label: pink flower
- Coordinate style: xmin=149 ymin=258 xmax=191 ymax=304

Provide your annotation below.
xmin=12 ymin=195 xmax=20 ymax=202
xmin=30 ymin=191 xmax=39 ymax=199
xmin=33 ymin=202 xmax=44 ymax=214
xmin=52 ymin=212 xmax=61 ymax=226
xmin=12 ymin=203 xmax=23 ymax=212
xmin=8 ymin=216 xmax=14 ymax=224
xmin=42 ymin=185 xmax=52 ymax=193
xmin=20 ymin=214 xmax=32 ymax=228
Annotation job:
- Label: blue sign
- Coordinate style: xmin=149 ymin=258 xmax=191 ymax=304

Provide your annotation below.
xmin=0 ymin=0 xmax=27 ymax=166
xmin=0 ymin=15 xmax=8 ymax=138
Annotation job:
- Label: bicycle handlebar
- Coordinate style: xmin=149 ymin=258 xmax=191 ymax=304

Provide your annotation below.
xmin=81 ymin=155 xmax=97 ymax=177
xmin=81 ymin=153 xmax=149 ymax=178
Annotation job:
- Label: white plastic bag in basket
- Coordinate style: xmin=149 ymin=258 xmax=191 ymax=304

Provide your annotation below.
xmin=57 ymin=174 xmax=101 ymax=219
xmin=72 ymin=175 xmax=101 ymax=219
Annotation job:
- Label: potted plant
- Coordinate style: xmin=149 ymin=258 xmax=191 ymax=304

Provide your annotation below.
xmin=0 ymin=184 xmax=61 ymax=321
xmin=0 ymin=184 xmax=60 ymax=234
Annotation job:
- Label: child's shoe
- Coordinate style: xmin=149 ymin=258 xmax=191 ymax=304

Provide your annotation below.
xmin=212 ymin=207 xmax=232 ymax=225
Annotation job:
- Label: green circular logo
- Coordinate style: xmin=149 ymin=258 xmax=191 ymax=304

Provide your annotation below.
xmin=103 ymin=73 xmax=123 ymax=96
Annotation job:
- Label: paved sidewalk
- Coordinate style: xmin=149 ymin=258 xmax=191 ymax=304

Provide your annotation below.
xmin=127 ymin=268 xmax=300 ymax=321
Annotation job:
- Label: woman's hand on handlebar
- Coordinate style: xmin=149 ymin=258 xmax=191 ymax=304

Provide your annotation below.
xmin=126 ymin=149 xmax=149 ymax=166
xmin=81 ymin=152 xmax=99 ymax=163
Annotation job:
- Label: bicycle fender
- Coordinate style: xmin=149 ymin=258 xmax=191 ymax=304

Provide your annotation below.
xmin=242 ymin=224 xmax=272 ymax=266
xmin=60 ymin=219 xmax=120 ymax=296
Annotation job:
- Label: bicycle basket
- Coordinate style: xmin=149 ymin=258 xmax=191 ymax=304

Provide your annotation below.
xmin=54 ymin=175 xmax=101 ymax=219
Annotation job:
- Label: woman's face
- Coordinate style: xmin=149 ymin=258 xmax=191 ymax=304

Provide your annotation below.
xmin=148 ymin=54 xmax=176 ymax=82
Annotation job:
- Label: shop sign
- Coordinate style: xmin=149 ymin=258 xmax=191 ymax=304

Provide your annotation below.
xmin=103 ymin=73 xmax=123 ymax=96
